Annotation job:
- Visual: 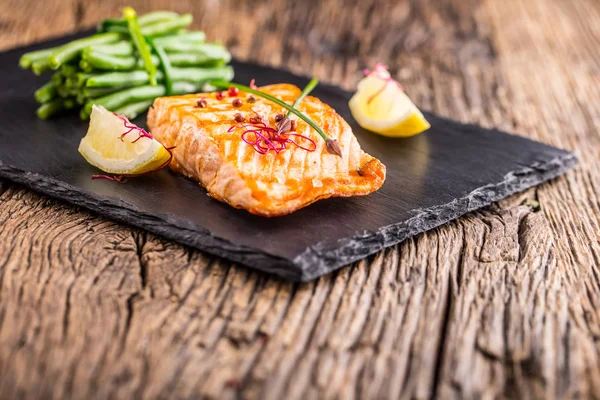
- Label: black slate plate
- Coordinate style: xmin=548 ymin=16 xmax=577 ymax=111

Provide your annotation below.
xmin=0 ymin=31 xmax=577 ymax=281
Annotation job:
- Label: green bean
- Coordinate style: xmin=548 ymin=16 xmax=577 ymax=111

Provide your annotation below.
xmin=68 ymin=74 xmax=87 ymax=89
xmin=83 ymin=47 xmax=229 ymax=71
xmin=83 ymin=38 xmax=213 ymax=60
xmin=84 ymin=85 xmax=166 ymax=117
xmin=82 ymin=81 xmax=202 ymax=118
xmin=36 ymin=99 xmax=65 ymax=119
xmin=82 ymin=51 xmax=134 ymax=70
xmin=169 ymin=66 xmax=234 ymax=83
xmin=34 ymin=82 xmax=58 ymax=104
xmin=60 ymin=63 xmax=79 ymax=77
xmin=31 ymin=58 xmax=50 ymax=75
xmin=84 ymin=86 xmax=130 ymax=99
xmin=151 ymin=42 xmax=173 ymax=95
xmin=102 ymin=15 xmax=191 ymax=35
xmin=76 ymin=72 xmax=96 ymax=86
xmin=83 ymin=33 xmax=209 ymax=58
xmin=64 ymin=98 xmax=76 ymax=109
xmin=82 ymin=50 xmax=146 ymax=70
xmin=123 ymin=11 xmax=179 ymax=29
xmin=153 ymin=53 xmax=226 ymax=67
xmin=79 ymin=60 xmax=94 ymax=73
xmin=48 ymin=32 xmax=121 ymax=69
xmin=113 ymin=99 xmax=154 ymax=120
xmin=161 ymin=41 xmax=218 ymax=53
xmin=64 ymin=76 xmax=78 ymax=89
xmin=97 ymin=18 xmax=124 ymax=32
xmin=86 ymin=66 xmax=233 ymax=88
xmin=152 ymin=31 xmax=205 ymax=47
xmin=141 ymin=14 xmax=193 ymax=37
xmin=19 ymin=47 xmax=55 ymax=69
xmin=124 ymin=7 xmax=157 ymax=85
xmin=51 ymin=72 xmax=64 ymax=84
xmin=138 ymin=11 xmax=180 ymax=26
xmin=57 ymin=84 xmax=77 ymax=98
xmin=98 ymin=11 xmax=179 ymax=32
xmin=86 ymin=70 xmax=163 ymax=87
xmin=171 ymin=81 xmax=203 ymax=94
xmin=167 ymin=51 xmax=230 ymax=67
xmin=88 ymin=41 xmax=134 ymax=56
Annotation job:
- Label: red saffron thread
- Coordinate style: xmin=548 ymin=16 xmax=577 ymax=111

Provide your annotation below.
xmin=92 ymin=114 xmax=175 ymax=182
xmin=229 ymin=121 xmax=317 ymax=155
xmin=362 ymin=63 xmax=404 ymax=104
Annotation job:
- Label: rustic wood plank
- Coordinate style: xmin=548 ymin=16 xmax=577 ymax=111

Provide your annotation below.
xmin=0 ymin=0 xmax=598 ymax=398
xmin=437 ymin=0 xmax=600 ymax=398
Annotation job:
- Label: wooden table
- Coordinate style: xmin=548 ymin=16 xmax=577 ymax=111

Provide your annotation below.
xmin=1 ymin=0 xmax=598 ymax=398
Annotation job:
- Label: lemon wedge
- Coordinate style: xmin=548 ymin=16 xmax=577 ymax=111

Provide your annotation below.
xmin=349 ymin=64 xmax=430 ymax=137
xmin=78 ymin=105 xmax=171 ymax=175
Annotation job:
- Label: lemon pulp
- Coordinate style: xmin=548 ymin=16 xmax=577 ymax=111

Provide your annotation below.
xmin=78 ymin=105 xmax=171 ymax=175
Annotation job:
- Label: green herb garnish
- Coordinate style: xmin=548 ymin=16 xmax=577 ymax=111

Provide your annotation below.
xmin=287 ymin=78 xmax=318 ymax=117
xmin=210 ymin=79 xmax=342 ymax=157
xmin=150 ymin=40 xmax=173 ymax=95
xmin=123 ymin=7 xmax=157 ymax=86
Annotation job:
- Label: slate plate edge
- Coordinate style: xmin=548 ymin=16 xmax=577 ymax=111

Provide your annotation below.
xmin=0 ymin=151 xmax=577 ymax=281
xmin=0 ymin=161 xmax=303 ymax=280
xmin=295 ymin=151 xmax=577 ymax=281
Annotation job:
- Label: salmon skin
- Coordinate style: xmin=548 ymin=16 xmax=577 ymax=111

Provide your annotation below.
xmin=147 ymin=83 xmax=386 ymax=217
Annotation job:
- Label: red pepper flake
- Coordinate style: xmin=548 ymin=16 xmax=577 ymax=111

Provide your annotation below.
xmin=232 ymin=98 xmax=243 ymax=107
xmin=234 ymin=112 xmax=245 ymax=122
xmin=290 ymin=120 xmax=297 ymax=131
xmin=228 ymin=86 xmax=239 ymax=97
xmin=215 ymin=91 xmax=225 ymax=100
xmin=249 ymin=79 xmax=258 ymax=90
xmin=274 ymin=113 xmax=284 ymax=122
xmin=196 ymin=98 xmax=207 ymax=108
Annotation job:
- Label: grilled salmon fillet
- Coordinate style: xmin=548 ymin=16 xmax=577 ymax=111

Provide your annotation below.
xmin=147 ymin=83 xmax=386 ymax=216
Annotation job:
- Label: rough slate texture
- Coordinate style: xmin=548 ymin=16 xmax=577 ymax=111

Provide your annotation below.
xmin=0 ymin=33 xmax=576 ymax=281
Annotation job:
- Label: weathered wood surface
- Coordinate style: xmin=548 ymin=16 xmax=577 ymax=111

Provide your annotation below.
xmin=0 ymin=0 xmax=598 ymax=398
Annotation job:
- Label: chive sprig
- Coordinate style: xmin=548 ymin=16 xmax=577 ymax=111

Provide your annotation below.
xmin=210 ymin=79 xmax=343 ymax=157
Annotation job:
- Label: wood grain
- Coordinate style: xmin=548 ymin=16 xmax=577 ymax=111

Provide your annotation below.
xmin=0 ymin=0 xmax=599 ymax=398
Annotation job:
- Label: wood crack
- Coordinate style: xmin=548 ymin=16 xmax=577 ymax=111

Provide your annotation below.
xmin=431 ymin=233 xmax=462 ymax=399
xmin=62 ymin=280 xmax=74 ymax=342
xmin=133 ymin=231 xmax=151 ymax=295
